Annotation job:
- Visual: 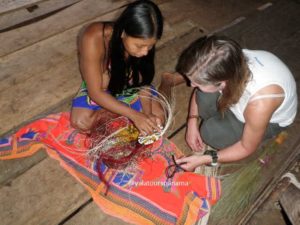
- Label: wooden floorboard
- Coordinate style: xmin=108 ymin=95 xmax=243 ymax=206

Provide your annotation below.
xmin=0 ymin=157 xmax=90 ymax=225
xmin=0 ymin=0 xmax=47 ymax=14
xmin=0 ymin=0 xmax=131 ymax=57
xmin=0 ymin=0 xmax=81 ymax=32
xmin=246 ymin=156 xmax=300 ymax=225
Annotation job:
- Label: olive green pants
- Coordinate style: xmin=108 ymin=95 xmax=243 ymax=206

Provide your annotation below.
xmin=195 ymin=90 xmax=284 ymax=149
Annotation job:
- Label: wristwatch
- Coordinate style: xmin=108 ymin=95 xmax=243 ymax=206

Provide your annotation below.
xmin=203 ymin=150 xmax=218 ymax=167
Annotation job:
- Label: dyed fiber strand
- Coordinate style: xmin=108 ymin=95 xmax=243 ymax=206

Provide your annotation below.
xmin=87 ymin=87 xmax=173 ymax=160
xmin=137 ymin=86 xmax=174 ymax=136
xmin=87 ymin=88 xmax=173 ymax=192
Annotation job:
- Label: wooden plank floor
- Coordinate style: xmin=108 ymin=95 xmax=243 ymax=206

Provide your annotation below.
xmin=2 ymin=0 xmax=300 ymax=224
xmin=0 ymin=0 xmax=81 ymax=32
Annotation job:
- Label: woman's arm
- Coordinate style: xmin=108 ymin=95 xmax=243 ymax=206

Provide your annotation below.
xmin=79 ymin=23 xmax=160 ymax=134
xmin=216 ymin=98 xmax=281 ymax=162
xmin=186 ymin=89 xmax=205 ymax=151
xmin=177 ymin=85 xmax=284 ymax=170
xmin=188 ymin=88 xmax=199 ymax=117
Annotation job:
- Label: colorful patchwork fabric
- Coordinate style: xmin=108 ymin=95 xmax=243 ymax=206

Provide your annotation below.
xmin=0 ymin=112 xmax=221 ymax=225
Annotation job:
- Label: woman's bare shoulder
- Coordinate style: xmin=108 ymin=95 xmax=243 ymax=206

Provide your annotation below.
xmin=83 ymin=22 xmax=113 ymax=38
xmin=81 ymin=22 xmax=105 ymax=41
xmin=78 ymin=22 xmax=113 ymax=56
xmin=80 ymin=22 xmax=113 ymax=49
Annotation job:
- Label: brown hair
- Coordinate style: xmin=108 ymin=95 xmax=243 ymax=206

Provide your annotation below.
xmin=176 ymin=35 xmax=251 ymax=112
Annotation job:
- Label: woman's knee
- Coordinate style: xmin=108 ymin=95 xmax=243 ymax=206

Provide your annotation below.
xmin=200 ymin=119 xmax=218 ymax=148
xmin=70 ymin=108 xmax=95 ymax=132
xmin=200 ymin=117 xmax=242 ymax=149
xmin=196 ymin=90 xmax=220 ymax=120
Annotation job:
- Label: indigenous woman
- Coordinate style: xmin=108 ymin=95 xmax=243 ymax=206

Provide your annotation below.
xmin=71 ymin=0 xmax=164 ymax=135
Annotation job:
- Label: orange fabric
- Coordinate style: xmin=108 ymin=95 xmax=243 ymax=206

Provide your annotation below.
xmin=0 ymin=112 xmax=221 ymax=224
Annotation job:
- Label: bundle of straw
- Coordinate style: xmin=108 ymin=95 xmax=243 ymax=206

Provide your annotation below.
xmin=210 ymin=131 xmax=288 ymax=224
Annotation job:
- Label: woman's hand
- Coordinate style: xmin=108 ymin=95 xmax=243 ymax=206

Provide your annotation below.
xmin=131 ymin=111 xmax=162 ymax=135
xmin=147 ymin=113 xmax=163 ymax=128
xmin=186 ymin=119 xmax=205 ymax=152
xmin=176 ymin=154 xmax=205 ymax=171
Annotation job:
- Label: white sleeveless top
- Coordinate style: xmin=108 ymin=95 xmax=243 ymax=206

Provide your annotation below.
xmin=229 ymin=49 xmax=297 ymax=127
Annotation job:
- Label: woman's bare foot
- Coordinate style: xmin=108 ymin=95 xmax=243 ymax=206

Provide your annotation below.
xmin=158 ymin=72 xmax=185 ymax=100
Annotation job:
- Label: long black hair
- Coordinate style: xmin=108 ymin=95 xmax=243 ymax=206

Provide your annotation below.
xmin=108 ymin=0 xmax=163 ymax=96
